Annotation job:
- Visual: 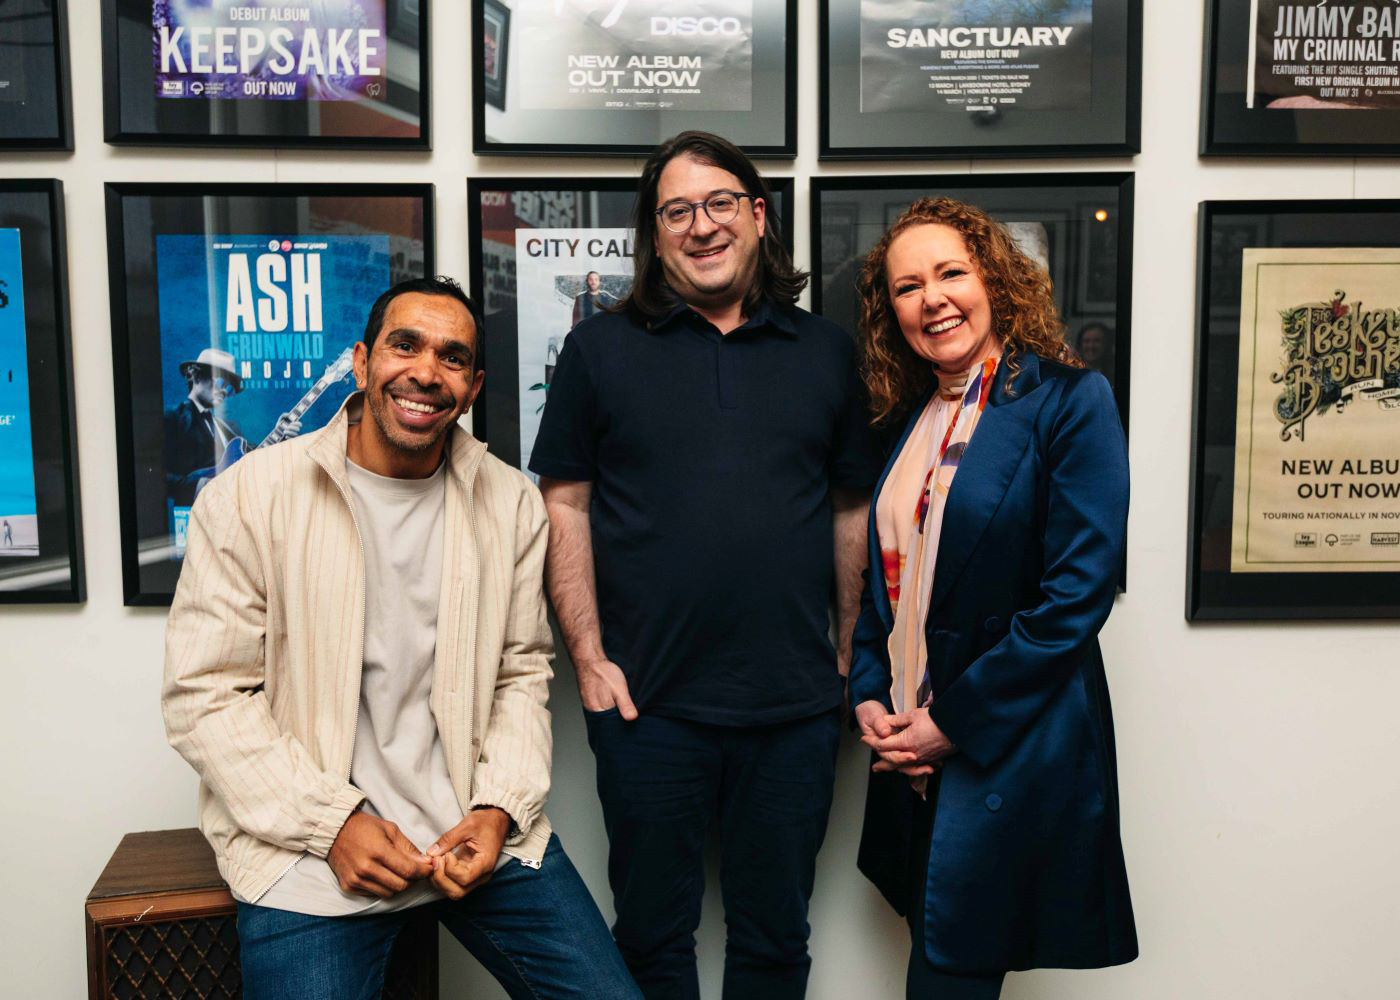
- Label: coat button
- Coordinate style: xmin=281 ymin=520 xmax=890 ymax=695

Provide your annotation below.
xmin=984 ymin=616 xmax=1003 ymax=633
xmin=985 ymin=794 xmax=1002 ymax=812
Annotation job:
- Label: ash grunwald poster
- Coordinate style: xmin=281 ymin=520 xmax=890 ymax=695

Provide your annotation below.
xmin=155 ymin=232 xmax=388 ymax=556
xmin=516 ymin=0 xmax=755 ymax=112
xmin=0 ymin=228 xmax=39 ymax=559
xmin=859 ymin=0 xmax=1093 ymax=114
xmin=1231 ymin=247 xmax=1400 ymax=574
xmin=153 ymin=0 xmax=388 ymax=102
xmin=1250 ymin=0 xmax=1400 ymax=109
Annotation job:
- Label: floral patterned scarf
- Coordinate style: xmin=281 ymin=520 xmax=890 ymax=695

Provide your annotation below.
xmin=875 ymin=355 xmax=999 ymax=715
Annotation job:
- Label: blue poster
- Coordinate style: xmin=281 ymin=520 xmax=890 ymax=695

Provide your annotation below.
xmin=0 ymin=228 xmax=39 ymax=558
xmin=156 ymin=232 xmax=389 ymax=552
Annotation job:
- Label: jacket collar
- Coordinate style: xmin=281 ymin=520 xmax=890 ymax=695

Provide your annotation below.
xmin=307 ymin=391 xmax=489 ymax=494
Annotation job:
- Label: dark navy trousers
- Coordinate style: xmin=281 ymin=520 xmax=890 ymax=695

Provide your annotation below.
xmin=585 ymin=707 xmax=841 ymax=1000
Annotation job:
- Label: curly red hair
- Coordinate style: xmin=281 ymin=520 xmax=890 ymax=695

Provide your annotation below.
xmin=856 ymin=197 xmax=1080 ymax=424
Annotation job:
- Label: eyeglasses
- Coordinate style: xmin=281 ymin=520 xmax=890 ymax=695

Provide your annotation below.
xmin=655 ymin=191 xmax=755 ymax=234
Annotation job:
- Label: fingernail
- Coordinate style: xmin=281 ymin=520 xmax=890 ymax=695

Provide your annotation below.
xmin=427 ymin=845 xmax=441 ymax=857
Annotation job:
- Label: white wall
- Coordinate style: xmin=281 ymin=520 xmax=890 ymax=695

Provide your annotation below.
xmin=3 ymin=3 xmax=1399 ymax=998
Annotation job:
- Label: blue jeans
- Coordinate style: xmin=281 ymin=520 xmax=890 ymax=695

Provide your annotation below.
xmin=236 ymin=834 xmax=640 ymax=1000
xmin=585 ymin=707 xmax=841 ymax=1000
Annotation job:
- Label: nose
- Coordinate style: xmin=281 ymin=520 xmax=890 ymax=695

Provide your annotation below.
xmin=689 ymin=204 xmax=720 ymax=240
xmin=922 ymin=284 xmax=948 ymax=313
xmin=406 ymin=350 xmax=442 ymax=387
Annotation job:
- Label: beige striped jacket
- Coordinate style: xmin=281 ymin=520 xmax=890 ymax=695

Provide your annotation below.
xmin=162 ymin=393 xmax=554 ymax=903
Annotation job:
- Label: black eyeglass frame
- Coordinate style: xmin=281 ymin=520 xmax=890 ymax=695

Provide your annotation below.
xmin=654 ymin=191 xmax=760 ymax=233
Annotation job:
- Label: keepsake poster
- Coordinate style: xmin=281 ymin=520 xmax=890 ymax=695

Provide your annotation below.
xmin=153 ymin=0 xmax=388 ymax=102
xmin=517 ymin=0 xmax=754 ymax=111
xmin=1249 ymin=0 xmax=1400 ymax=109
xmin=859 ymin=0 xmax=1093 ymax=114
xmin=513 ymin=227 xmax=632 ymax=476
xmin=154 ymin=232 xmax=388 ymax=553
xmin=0 ymin=229 xmax=39 ymax=558
xmin=0 ymin=0 xmax=46 ymax=105
xmin=1231 ymin=247 xmax=1400 ymax=572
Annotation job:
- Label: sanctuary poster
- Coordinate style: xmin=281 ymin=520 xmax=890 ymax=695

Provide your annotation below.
xmin=516 ymin=0 xmax=754 ymax=112
xmin=858 ymin=0 xmax=1093 ymax=114
xmin=153 ymin=0 xmax=388 ymax=102
xmin=1231 ymin=247 xmax=1400 ymax=573
xmin=1249 ymin=0 xmax=1400 ymax=109
xmin=513 ymin=227 xmax=632 ymax=476
xmin=0 ymin=229 xmax=39 ymax=558
xmin=154 ymin=232 xmax=388 ymax=553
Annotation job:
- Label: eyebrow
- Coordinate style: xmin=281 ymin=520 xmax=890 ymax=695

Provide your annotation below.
xmin=890 ymin=258 xmax=971 ymax=281
xmin=383 ymin=327 xmax=476 ymax=363
xmin=657 ymin=188 xmax=738 ymax=206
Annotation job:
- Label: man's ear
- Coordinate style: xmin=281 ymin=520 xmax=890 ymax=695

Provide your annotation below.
xmin=352 ymin=340 xmax=369 ymax=389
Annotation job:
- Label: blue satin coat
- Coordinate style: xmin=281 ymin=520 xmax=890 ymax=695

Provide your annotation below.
xmin=848 ymin=352 xmax=1138 ymax=975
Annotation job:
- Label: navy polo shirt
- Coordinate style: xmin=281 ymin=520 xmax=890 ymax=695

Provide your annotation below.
xmin=529 ymin=298 xmax=881 ymax=726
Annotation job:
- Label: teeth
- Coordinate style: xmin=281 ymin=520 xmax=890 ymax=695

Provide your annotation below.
xmin=394 ymin=396 xmax=442 ymax=415
xmin=926 ymin=316 xmax=964 ymax=334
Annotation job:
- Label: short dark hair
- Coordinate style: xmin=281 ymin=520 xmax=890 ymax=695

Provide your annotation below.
xmin=622 ymin=131 xmax=807 ymax=321
xmin=362 ymin=276 xmax=486 ymax=369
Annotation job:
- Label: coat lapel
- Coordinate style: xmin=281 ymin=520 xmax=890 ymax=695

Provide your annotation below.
xmin=925 ymin=353 xmax=1046 ymax=614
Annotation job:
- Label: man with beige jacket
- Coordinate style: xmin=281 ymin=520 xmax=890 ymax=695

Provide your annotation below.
xmin=163 ymin=276 xmax=639 ymax=1000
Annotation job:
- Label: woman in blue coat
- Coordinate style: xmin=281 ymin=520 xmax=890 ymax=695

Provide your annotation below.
xmin=848 ymin=197 xmax=1137 ymax=998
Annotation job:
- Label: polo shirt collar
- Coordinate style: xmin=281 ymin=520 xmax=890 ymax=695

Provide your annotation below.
xmin=649 ymin=296 xmax=799 ymax=338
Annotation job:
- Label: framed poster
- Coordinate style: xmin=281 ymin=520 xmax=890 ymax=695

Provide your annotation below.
xmin=820 ymin=0 xmax=1142 ymax=159
xmin=810 ymin=173 xmax=1133 ymax=434
xmin=100 ymin=0 xmax=430 ymax=148
xmin=0 ymin=180 xmax=83 ymax=603
xmin=474 ymin=0 xmax=797 ymax=157
xmin=1190 ymin=200 xmax=1400 ymax=620
xmin=468 ymin=175 xmax=795 ymax=471
xmin=1202 ymin=0 xmax=1400 ymax=155
xmin=0 ymin=0 xmax=73 ymax=149
xmin=107 ymin=182 xmax=434 ymax=606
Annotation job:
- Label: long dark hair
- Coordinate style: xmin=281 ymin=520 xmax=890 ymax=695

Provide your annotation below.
xmin=622 ymin=131 xmax=807 ymax=320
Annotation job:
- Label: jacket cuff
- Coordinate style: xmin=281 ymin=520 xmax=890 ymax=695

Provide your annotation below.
xmin=468 ymin=786 xmax=538 ymax=847
xmin=304 ymin=783 xmax=366 ymax=859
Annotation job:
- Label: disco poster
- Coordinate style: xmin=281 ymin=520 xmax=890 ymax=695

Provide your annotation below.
xmin=514 ymin=227 xmax=632 ymax=477
xmin=153 ymin=0 xmax=389 ymax=101
xmin=517 ymin=0 xmax=754 ymax=111
xmin=859 ymin=0 xmax=1093 ymax=114
xmin=1249 ymin=0 xmax=1400 ymax=109
xmin=155 ymin=232 xmax=389 ymax=553
xmin=1231 ymin=247 xmax=1400 ymax=573
xmin=0 ymin=229 xmax=39 ymax=558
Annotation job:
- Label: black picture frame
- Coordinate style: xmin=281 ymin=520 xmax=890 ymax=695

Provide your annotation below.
xmin=0 ymin=0 xmax=73 ymax=150
xmin=809 ymin=173 xmax=1134 ymax=436
xmin=473 ymin=0 xmax=797 ymax=158
xmin=100 ymin=0 xmax=431 ymax=149
xmin=1201 ymin=0 xmax=1400 ymax=156
xmin=0 ymin=180 xmax=84 ymax=603
xmin=467 ymin=175 xmax=795 ymax=470
xmin=1189 ymin=200 xmax=1400 ymax=621
xmin=106 ymin=181 xmax=435 ymax=606
xmin=820 ymin=0 xmax=1142 ymax=160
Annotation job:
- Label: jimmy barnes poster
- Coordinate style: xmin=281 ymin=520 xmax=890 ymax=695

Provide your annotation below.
xmin=859 ymin=0 xmax=1093 ymax=114
xmin=516 ymin=0 xmax=754 ymax=112
xmin=153 ymin=0 xmax=388 ymax=101
xmin=155 ymin=232 xmax=388 ymax=553
xmin=1231 ymin=247 xmax=1400 ymax=573
xmin=1249 ymin=0 xmax=1400 ymax=109
xmin=0 ymin=229 xmax=39 ymax=558
xmin=514 ymin=227 xmax=632 ymax=477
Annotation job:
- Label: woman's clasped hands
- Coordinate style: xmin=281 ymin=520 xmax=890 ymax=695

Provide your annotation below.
xmin=853 ymin=700 xmax=956 ymax=779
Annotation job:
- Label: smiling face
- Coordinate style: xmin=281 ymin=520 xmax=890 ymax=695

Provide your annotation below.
xmin=886 ymin=223 xmax=1000 ymax=373
xmin=653 ymin=154 xmax=765 ymax=315
xmin=351 ymin=292 xmax=484 ymax=477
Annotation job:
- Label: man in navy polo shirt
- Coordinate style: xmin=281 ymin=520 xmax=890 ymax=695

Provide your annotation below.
xmin=531 ymin=131 xmax=879 ymax=1000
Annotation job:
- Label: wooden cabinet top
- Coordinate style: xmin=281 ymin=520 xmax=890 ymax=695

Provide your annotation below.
xmin=87 ymin=828 xmax=226 ymax=901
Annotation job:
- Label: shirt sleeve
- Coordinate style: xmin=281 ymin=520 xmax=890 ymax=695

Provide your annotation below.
xmin=528 ymin=331 xmax=598 ymax=482
xmin=830 ymin=347 xmax=884 ymax=490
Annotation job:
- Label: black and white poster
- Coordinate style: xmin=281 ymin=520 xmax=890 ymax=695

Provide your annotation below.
xmin=1250 ymin=0 xmax=1400 ymax=109
xmin=859 ymin=0 xmax=1093 ymax=115
xmin=519 ymin=0 xmax=753 ymax=112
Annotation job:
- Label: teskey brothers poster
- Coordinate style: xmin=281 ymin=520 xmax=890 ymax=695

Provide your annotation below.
xmin=1231 ymin=247 xmax=1400 ymax=574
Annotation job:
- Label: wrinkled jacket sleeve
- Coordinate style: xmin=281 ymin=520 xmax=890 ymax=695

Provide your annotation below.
xmin=162 ymin=478 xmax=364 ymax=858
xmin=929 ymin=372 xmax=1128 ymax=769
xmin=848 ymin=565 xmax=895 ymax=714
xmin=467 ymin=484 xmax=555 ymax=842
